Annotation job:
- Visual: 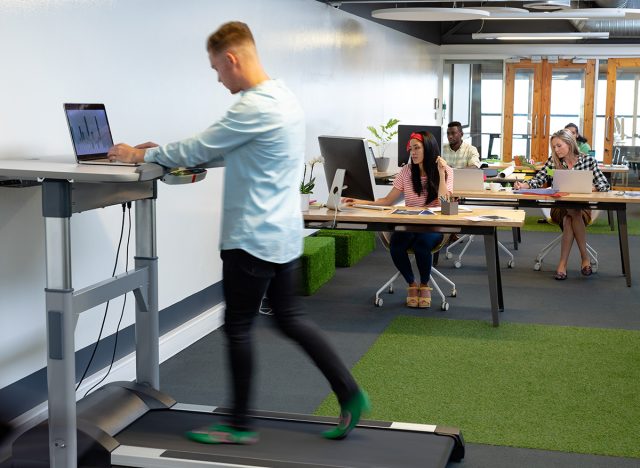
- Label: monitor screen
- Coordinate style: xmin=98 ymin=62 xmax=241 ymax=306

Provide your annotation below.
xmin=397 ymin=125 xmax=442 ymax=167
xmin=318 ymin=136 xmax=376 ymax=202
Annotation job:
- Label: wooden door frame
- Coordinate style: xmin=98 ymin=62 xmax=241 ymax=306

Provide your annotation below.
xmin=604 ymin=58 xmax=640 ymax=164
xmin=503 ymin=59 xmax=596 ymax=163
xmin=503 ymin=61 xmax=542 ymax=162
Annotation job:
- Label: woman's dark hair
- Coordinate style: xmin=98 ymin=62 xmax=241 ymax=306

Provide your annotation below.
xmin=409 ymin=131 xmax=440 ymax=204
xmin=564 ymin=123 xmax=588 ymax=144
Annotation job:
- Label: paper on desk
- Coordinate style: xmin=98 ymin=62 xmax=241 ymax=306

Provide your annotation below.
xmin=392 ymin=209 xmax=435 ymax=215
xmin=513 ymin=188 xmax=558 ymax=195
xmin=465 ymin=215 xmax=511 ymax=222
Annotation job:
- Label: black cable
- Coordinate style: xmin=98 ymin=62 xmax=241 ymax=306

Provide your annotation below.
xmin=75 ymin=203 xmax=127 ymax=392
xmin=84 ymin=203 xmax=132 ymax=397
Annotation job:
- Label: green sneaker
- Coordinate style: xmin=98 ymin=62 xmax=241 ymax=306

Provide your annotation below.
xmin=322 ymin=389 xmax=371 ymax=440
xmin=185 ymin=424 xmax=259 ymax=445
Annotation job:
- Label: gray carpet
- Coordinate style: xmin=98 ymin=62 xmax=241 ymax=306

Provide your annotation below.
xmin=160 ymin=225 xmax=640 ymax=468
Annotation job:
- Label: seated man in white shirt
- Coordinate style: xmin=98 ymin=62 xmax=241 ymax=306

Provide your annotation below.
xmin=442 ymin=121 xmax=480 ymax=169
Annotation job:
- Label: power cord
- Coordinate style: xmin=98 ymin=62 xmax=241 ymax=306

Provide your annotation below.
xmin=83 ymin=202 xmax=133 ymax=397
xmin=75 ymin=203 xmax=127 ymax=393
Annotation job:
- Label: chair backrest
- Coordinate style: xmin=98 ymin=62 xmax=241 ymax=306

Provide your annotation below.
xmin=378 ymin=231 xmax=450 ymax=254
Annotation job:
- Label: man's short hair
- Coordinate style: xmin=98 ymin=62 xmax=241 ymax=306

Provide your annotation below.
xmin=447 ymin=121 xmax=463 ymax=132
xmin=207 ymin=21 xmax=255 ymax=53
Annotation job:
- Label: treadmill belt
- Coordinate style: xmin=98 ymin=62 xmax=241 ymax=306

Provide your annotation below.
xmin=115 ymin=409 xmax=454 ymax=467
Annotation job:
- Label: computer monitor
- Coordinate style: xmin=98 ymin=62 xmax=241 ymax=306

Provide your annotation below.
xmin=397 ymin=125 xmax=442 ymax=167
xmin=318 ymin=136 xmax=377 ymax=210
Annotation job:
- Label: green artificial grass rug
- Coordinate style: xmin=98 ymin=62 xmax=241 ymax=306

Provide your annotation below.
xmin=315 ymin=317 xmax=640 ymax=458
xmin=499 ymin=215 xmax=640 ymax=235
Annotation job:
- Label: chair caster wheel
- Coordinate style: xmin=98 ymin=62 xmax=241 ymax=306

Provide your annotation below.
xmin=591 ymin=264 xmax=598 ymax=273
xmin=450 ymin=289 xmax=457 ymax=297
xmin=375 ymin=298 xmax=383 ymax=307
xmin=445 ymin=252 xmax=453 ymax=259
xmin=388 ymin=286 xmax=394 ymax=294
xmin=454 ymin=261 xmax=462 ymax=269
xmin=441 ymin=302 xmax=449 ymax=311
xmin=533 ymin=262 xmax=541 ymax=271
xmin=507 ymin=260 xmax=515 ymax=268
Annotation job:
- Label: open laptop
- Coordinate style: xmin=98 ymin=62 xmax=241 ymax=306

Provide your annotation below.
xmin=63 ymin=103 xmax=138 ymax=166
xmin=552 ymin=170 xmax=593 ymax=193
xmin=452 ymin=168 xmax=484 ymax=191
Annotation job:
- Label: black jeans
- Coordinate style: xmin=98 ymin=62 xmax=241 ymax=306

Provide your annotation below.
xmin=221 ymin=249 xmax=358 ymax=429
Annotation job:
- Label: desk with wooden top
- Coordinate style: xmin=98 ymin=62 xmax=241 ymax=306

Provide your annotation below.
xmin=304 ymin=206 xmax=526 ymax=327
xmin=452 ymin=189 xmax=640 ymax=287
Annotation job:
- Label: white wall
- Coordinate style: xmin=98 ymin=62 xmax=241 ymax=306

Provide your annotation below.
xmin=0 ymin=1 xmax=440 ymax=389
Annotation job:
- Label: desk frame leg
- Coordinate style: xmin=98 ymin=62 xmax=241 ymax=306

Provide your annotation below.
xmin=617 ymin=208 xmax=631 ymax=287
xmin=43 ymin=180 xmax=77 ymax=468
xmin=134 ymin=198 xmax=159 ymax=388
xmin=483 ymin=229 xmax=503 ymax=327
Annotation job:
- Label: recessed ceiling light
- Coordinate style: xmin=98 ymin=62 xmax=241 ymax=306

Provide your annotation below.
xmin=372 ymin=7 xmax=490 ymax=22
xmin=524 ymin=0 xmax=571 ymax=11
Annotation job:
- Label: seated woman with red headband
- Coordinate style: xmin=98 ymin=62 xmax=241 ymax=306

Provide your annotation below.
xmin=345 ymin=131 xmax=453 ymax=308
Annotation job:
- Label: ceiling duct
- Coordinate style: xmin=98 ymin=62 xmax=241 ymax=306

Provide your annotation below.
xmin=572 ymin=0 xmax=640 ymax=37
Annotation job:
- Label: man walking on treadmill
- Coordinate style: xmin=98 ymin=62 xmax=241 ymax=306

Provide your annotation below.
xmin=107 ymin=21 xmax=369 ymax=444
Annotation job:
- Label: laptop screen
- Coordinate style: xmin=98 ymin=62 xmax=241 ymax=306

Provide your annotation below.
xmin=63 ymin=103 xmax=114 ymax=160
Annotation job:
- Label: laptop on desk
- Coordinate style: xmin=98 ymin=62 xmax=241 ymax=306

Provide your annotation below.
xmin=453 ymin=169 xmax=484 ymax=191
xmin=552 ymin=170 xmax=593 ymax=194
xmin=63 ymin=103 xmax=139 ymax=166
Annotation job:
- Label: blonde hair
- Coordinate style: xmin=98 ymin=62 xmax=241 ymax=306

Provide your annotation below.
xmin=206 ymin=21 xmax=255 ymax=54
xmin=550 ymin=129 xmax=580 ymax=169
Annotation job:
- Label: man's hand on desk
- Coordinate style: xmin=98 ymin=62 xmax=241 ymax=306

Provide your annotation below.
xmin=107 ymin=142 xmax=157 ymax=163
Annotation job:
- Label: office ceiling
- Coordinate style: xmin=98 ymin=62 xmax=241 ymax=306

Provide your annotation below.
xmin=315 ymin=1 xmax=640 ymax=45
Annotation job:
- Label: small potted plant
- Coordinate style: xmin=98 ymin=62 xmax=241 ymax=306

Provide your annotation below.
xmin=300 ymin=156 xmax=323 ymax=211
xmin=367 ymin=118 xmax=400 ymax=172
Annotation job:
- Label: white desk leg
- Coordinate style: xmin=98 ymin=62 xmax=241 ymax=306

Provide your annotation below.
xmin=44 ymin=215 xmax=77 ymax=468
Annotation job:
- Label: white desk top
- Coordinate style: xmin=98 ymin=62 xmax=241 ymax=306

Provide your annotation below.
xmin=0 ymin=158 xmax=164 ymax=183
xmin=304 ymin=206 xmax=525 ymax=228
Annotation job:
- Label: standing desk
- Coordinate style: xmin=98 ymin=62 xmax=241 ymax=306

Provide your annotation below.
xmin=304 ymin=207 xmax=526 ymax=327
xmin=452 ymin=190 xmax=640 ymax=287
xmin=1 ymin=160 xmax=465 ymax=468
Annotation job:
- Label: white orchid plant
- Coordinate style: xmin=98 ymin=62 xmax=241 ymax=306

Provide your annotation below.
xmin=300 ymin=156 xmax=324 ymax=194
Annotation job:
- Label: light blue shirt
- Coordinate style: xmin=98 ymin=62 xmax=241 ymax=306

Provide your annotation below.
xmin=145 ymin=79 xmax=305 ymax=264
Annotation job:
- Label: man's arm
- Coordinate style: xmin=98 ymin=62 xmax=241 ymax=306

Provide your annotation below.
xmin=466 ymin=144 xmax=480 ymax=168
xmin=109 ymin=95 xmax=268 ymax=167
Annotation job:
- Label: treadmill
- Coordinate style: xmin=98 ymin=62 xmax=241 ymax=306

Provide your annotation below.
xmin=13 ymin=382 xmax=464 ymax=467
xmin=2 ymin=160 xmax=464 ymax=467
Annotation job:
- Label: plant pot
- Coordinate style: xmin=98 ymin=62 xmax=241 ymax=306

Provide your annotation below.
xmin=300 ymin=193 xmax=310 ymax=211
xmin=375 ymin=157 xmax=390 ymax=172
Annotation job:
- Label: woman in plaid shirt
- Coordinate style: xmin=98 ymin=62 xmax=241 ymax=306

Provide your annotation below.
xmin=514 ymin=129 xmax=609 ymax=280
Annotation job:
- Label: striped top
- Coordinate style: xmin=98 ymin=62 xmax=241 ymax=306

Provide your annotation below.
xmin=393 ymin=164 xmax=454 ymax=207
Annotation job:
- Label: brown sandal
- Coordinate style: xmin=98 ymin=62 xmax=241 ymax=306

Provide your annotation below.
xmin=418 ymin=285 xmax=432 ymax=308
xmin=406 ymin=285 xmax=419 ymax=308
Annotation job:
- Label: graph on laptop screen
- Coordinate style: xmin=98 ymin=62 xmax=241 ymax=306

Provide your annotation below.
xmin=65 ymin=105 xmax=114 ymax=157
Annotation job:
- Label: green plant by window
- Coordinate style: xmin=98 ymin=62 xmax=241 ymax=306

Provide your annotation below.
xmin=367 ymin=118 xmax=400 ymax=158
xmin=300 ymin=156 xmax=324 ymax=194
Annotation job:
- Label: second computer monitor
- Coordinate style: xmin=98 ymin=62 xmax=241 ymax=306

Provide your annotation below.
xmin=318 ymin=135 xmax=377 ymax=203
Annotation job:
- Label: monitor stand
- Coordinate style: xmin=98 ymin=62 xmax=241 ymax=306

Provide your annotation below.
xmin=326 ymin=168 xmax=348 ymax=211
